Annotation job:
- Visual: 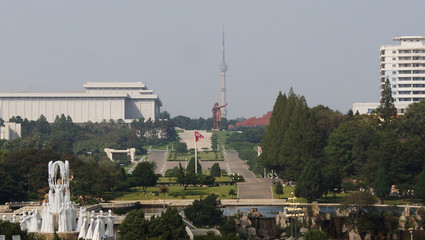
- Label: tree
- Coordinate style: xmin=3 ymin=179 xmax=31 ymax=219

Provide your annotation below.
xmin=159 ymin=185 xmax=169 ymax=209
xmin=322 ymin=164 xmax=342 ymax=197
xmin=375 ymin=78 xmax=397 ymax=122
xmin=274 ymin=182 xmax=284 ymax=199
xmin=148 ymin=207 xmax=189 ymax=240
xmin=184 ymin=194 xmax=223 ymax=227
xmin=303 ymin=229 xmax=329 ymax=240
xmin=374 ymin=167 xmax=391 ymax=203
xmin=295 ymin=160 xmax=324 ymax=202
xmin=210 ymin=163 xmax=221 ymax=177
xmin=228 ymin=189 xmax=236 ymax=199
xmin=0 ymin=220 xmax=30 ymax=240
xmin=131 ymin=161 xmax=158 ymax=192
xmin=341 ymin=191 xmax=377 ymax=214
xmin=414 ymin=168 xmax=425 ymax=202
xmin=119 ymin=207 xmax=188 ymax=240
xmin=175 ymin=142 xmax=188 ymax=155
xmin=187 ymin=157 xmax=202 ymax=173
xmin=118 ymin=209 xmax=150 ymax=240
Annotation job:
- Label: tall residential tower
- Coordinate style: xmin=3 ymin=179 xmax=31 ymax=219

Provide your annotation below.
xmin=353 ymin=36 xmax=425 ymax=114
xmin=220 ymin=30 xmax=228 ymax=118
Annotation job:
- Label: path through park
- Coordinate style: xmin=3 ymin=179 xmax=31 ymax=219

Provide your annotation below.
xmin=147 ymin=149 xmax=273 ymax=200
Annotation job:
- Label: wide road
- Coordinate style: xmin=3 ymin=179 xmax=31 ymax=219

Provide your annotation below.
xmin=224 ymin=151 xmax=273 ymax=199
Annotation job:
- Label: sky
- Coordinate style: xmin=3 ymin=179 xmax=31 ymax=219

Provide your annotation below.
xmin=1 ymin=1 xmax=425 ymax=119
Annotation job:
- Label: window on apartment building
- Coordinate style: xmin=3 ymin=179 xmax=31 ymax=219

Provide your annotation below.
xmin=399 ymin=70 xmax=412 ymax=74
xmin=393 ymin=85 xmax=397 ymax=88
xmin=413 ymin=91 xmax=425 ymax=94
xmin=413 ymin=98 xmax=425 ymax=101
xmin=392 ymin=71 xmax=397 ymax=74
xmin=413 ymin=70 xmax=425 ymax=74
xmin=413 ymin=77 xmax=425 ymax=81
xmin=399 ymin=77 xmax=411 ymax=81
xmin=392 ymin=78 xmax=397 ymax=81
xmin=399 ymin=98 xmax=412 ymax=101
xmin=399 ymin=84 xmax=412 ymax=88
xmin=399 ymin=91 xmax=411 ymax=94
xmin=392 ymin=57 xmax=396 ymax=60
xmin=413 ymin=84 xmax=425 ymax=87
xmin=401 ymin=109 xmax=405 ymax=113
xmin=392 ymin=51 xmax=396 ymax=54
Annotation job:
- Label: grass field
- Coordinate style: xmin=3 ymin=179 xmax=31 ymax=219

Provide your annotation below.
xmin=112 ymin=185 xmax=238 ymax=200
xmin=214 ymin=131 xmax=234 ymax=150
xmin=167 ymin=151 xmax=224 ymax=161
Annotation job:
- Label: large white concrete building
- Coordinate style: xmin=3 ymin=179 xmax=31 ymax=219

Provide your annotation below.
xmin=0 ymin=82 xmax=162 ymax=123
xmin=353 ymin=36 xmax=425 ymax=114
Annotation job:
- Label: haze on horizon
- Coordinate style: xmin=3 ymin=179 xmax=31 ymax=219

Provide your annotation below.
xmin=1 ymin=1 xmax=424 ymax=119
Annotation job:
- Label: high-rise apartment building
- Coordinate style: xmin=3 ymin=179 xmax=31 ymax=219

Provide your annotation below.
xmin=354 ymin=36 xmax=425 ymax=114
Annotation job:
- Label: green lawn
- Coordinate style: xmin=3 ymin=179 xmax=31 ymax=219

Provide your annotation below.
xmin=157 ymin=177 xmax=231 ymax=184
xmin=167 ymin=151 xmax=224 ymax=161
xmin=112 ymin=185 xmax=238 ymax=200
xmin=214 ymin=131 xmax=234 ymax=150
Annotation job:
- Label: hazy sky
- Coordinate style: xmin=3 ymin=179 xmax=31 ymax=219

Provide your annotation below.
xmin=1 ymin=1 xmax=425 ymax=119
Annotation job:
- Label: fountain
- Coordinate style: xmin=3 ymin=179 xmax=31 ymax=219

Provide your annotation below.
xmin=3 ymin=160 xmax=116 ymax=240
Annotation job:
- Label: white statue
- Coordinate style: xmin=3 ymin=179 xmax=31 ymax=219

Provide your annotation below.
xmin=76 ymin=208 xmax=84 ymax=231
xmin=58 ymin=203 xmax=68 ymax=232
xmin=92 ymin=216 xmax=102 ymax=240
xmin=105 ymin=210 xmax=115 ymax=237
xmin=85 ymin=211 xmax=96 ymax=240
xmin=77 ymin=212 xmax=88 ymax=239
xmin=11 ymin=214 xmax=16 ymax=223
xmin=2 ymin=215 xmax=6 ymax=221
xmin=98 ymin=210 xmax=106 ymax=239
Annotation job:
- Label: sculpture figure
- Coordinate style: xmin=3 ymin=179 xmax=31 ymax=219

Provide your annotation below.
xmin=212 ymin=102 xmax=227 ymax=130
xmin=105 ymin=209 xmax=115 ymax=237
xmin=85 ymin=211 xmax=96 ymax=240
xmin=77 ymin=212 xmax=88 ymax=239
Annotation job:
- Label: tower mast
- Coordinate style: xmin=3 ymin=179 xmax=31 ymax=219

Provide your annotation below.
xmin=220 ymin=29 xmax=228 ymax=118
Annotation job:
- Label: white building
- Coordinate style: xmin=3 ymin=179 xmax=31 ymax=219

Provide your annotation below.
xmin=353 ymin=36 xmax=425 ymax=114
xmin=0 ymin=82 xmax=162 ymax=123
xmin=0 ymin=122 xmax=21 ymax=141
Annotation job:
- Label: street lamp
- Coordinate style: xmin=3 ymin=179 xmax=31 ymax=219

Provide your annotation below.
xmin=410 ymin=230 xmax=413 ymax=240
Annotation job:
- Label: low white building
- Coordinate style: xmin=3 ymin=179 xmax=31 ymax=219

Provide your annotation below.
xmin=0 ymin=82 xmax=162 ymax=123
xmin=352 ymin=102 xmax=412 ymax=115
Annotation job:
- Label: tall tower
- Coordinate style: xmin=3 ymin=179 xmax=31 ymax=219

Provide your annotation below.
xmin=220 ymin=30 xmax=228 ymax=118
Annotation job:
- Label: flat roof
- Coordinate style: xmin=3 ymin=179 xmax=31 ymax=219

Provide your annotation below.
xmin=0 ymin=92 xmax=129 ymax=98
xmin=83 ymin=82 xmax=146 ymax=89
xmin=393 ymin=36 xmax=425 ymax=41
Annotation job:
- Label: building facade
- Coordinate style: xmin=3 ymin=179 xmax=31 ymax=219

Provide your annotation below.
xmin=0 ymin=82 xmax=162 ymax=123
xmin=0 ymin=122 xmax=21 ymax=141
xmin=353 ymin=36 xmax=425 ymax=114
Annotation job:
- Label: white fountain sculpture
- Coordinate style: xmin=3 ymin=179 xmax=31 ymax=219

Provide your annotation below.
xmin=11 ymin=160 xmax=116 ymax=239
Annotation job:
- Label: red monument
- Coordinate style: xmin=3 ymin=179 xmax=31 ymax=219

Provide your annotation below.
xmin=212 ymin=102 xmax=227 ymax=130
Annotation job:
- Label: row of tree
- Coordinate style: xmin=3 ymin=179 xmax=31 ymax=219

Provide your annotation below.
xmin=261 ymin=83 xmax=425 ymax=201
xmin=0 ymin=114 xmax=177 ymax=160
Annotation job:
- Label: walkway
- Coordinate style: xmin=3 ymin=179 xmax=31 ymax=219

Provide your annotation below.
xmin=224 ymin=151 xmax=273 ymax=199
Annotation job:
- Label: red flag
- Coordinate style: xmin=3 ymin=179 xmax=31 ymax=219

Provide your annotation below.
xmin=195 ymin=131 xmax=204 ymax=142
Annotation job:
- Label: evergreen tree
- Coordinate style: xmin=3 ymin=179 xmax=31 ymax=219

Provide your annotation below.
xmin=187 ymin=157 xmax=202 ymax=173
xmin=184 ymin=194 xmax=223 ymax=227
xmin=414 ymin=168 xmax=425 ymax=202
xmin=210 ymin=163 xmax=221 ymax=177
xmin=274 ymin=182 xmax=284 ymax=198
xmin=295 ymin=160 xmax=324 ymax=202
xmin=374 ymin=167 xmax=391 ymax=203
xmin=375 ymin=78 xmax=397 ymax=122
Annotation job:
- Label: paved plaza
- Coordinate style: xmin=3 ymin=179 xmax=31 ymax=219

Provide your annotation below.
xmin=178 ymin=130 xmax=212 ymax=151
